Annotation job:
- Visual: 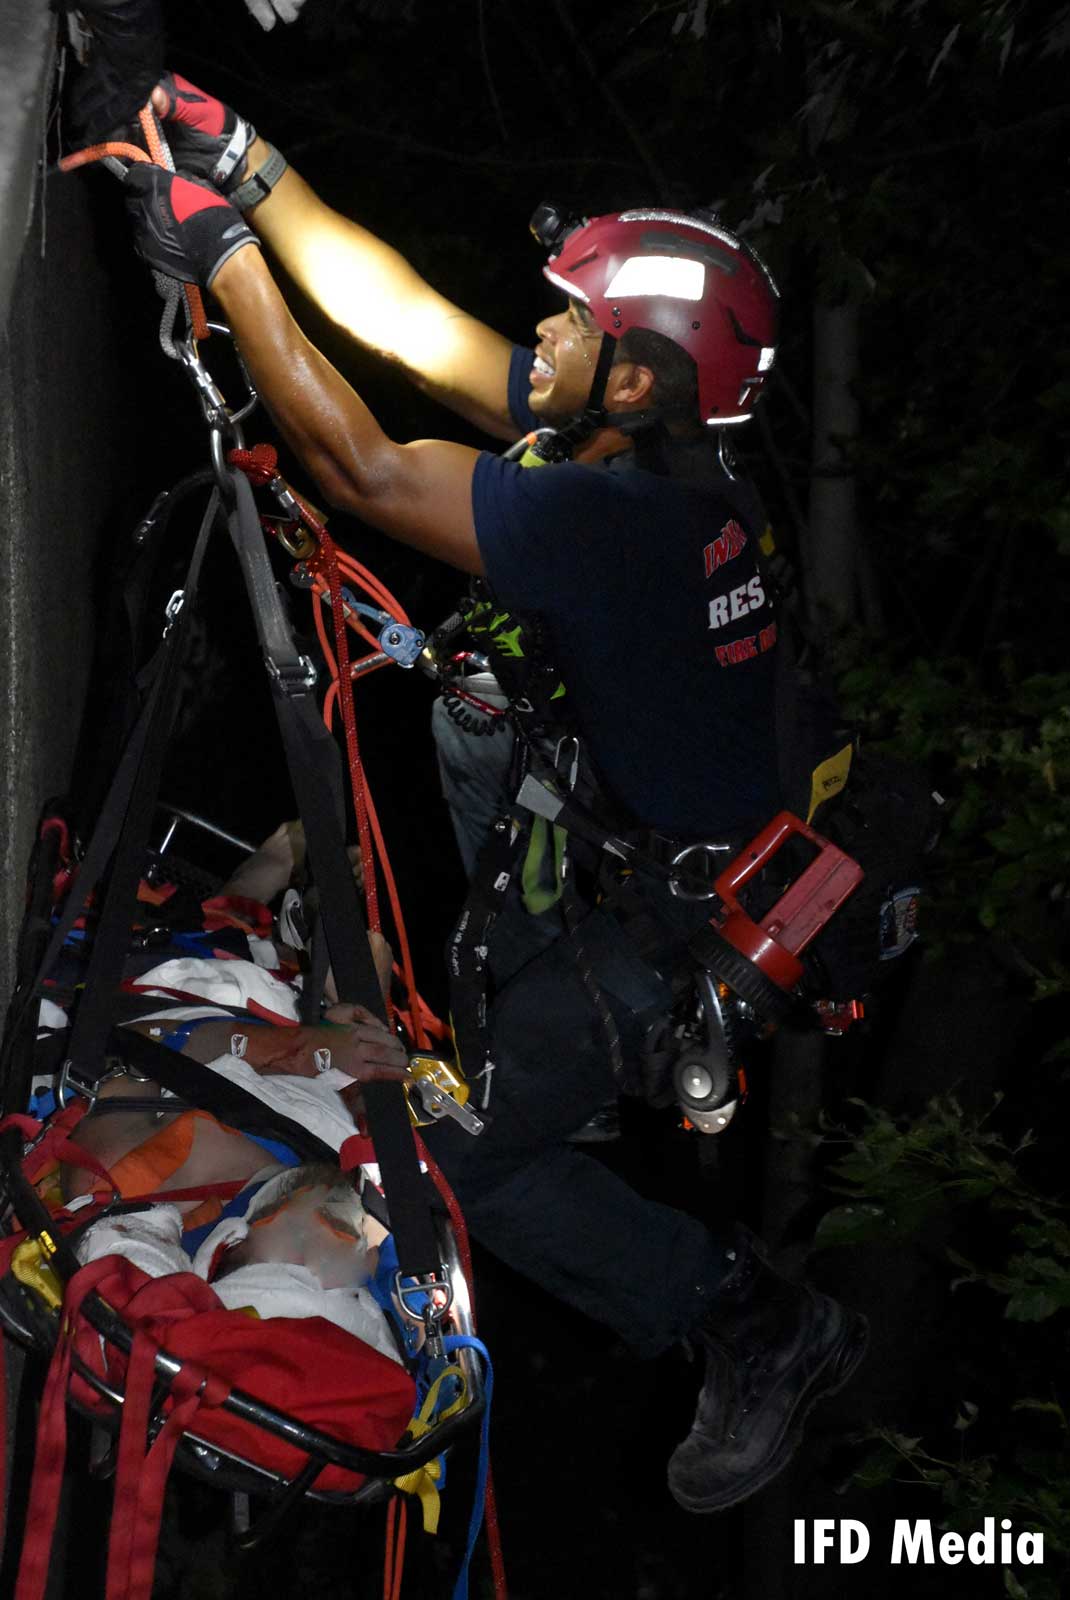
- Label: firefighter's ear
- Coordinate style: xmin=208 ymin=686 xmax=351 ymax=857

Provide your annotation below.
xmin=606 ymin=360 xmax=656 ymax=409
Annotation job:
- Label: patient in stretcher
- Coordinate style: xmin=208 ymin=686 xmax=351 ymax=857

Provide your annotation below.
xmin=59 ymin=998 xmax=409 ymax=1212
xmin=45 ymin=823 xmax=416 ymax=1360
xmin=72 ymin=1160 xmax=404 ymax=1363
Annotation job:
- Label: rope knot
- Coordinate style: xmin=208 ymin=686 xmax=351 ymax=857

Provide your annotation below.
xmin=227 ymin=443 xmax=278 ymax=485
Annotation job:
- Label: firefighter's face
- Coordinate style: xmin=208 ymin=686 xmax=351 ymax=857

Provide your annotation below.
xmin=527 ymin=298 xmax=605 ymax=423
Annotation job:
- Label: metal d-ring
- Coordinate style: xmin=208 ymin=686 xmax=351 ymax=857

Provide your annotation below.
xmin=669 ymin=840 xmax=734 ymax=901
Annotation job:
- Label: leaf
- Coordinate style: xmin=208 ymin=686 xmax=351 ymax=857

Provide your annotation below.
xmin=851 ymin=1444 xmax=900 ymax=1489
xmin=1004 ymin=1287 xmax=1060 ymax=1322
xmin=928 ymin=25 xmax=961 ymax=84
xmin=1004 ymin=1570 xmax=1029 ymax=1600
xmin=953 ymin=1401 xmax=979 ymax=1431
xmin=815 ymin=1203 xmax=889 ymax=1247
xmin=1010 ymin=1398 xmax=1067 ymax=1425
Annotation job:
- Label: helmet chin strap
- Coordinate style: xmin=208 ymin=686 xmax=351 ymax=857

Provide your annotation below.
xmin=532 ymin=331 xmax=621 ymax=461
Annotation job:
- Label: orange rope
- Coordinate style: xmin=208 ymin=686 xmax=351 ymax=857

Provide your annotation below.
xmin=382 ymin=1492 xmax=407 ymax=1600
xmin=59 ymin=110 xmax=210 ymax=343
xmin=321 ymin=529 xmax=381 ymax=933
xmin=58 ymin=142 xmax=151 ymax=172
xmin=334 ymin=549 xmax=412 ymax=626
xmin=305 ymin=570 xmax=383 ymax=654
xmin=308 ymin=554 xmax=429 ymax=1048
xmin=235 ymin=453 xmax=434 ymax=1049
xmin=136 ymin=103 xmax=210 ymax=342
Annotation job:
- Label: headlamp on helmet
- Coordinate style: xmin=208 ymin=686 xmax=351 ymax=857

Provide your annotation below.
xmin=529 ymin=201 xmax=586 ymax=255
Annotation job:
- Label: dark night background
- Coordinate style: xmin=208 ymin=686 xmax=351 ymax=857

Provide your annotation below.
xmin=21 ymin=2 xmax=1070 ymax=1597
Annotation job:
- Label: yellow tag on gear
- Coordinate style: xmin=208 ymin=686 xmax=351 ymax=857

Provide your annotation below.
xmin=12 ymin=1239 xmax=64 ymax=1311
xmin=807 ymin=742 xmax=853 ymax=822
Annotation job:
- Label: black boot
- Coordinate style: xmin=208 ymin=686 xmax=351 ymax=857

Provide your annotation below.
xmin=668 ymin=1235 xmax=868 ymax=1513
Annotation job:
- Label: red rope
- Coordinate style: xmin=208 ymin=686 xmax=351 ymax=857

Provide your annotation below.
xmin=382 ymin=1493 xmax=407 ymax=1600
xmin=416 ymin=1141 xmax=508 ymax=1598
xmin=227 ymin=451 xmax=436 ymax=1047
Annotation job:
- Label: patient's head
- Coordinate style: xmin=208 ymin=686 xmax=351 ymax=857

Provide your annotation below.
xmin=215 ymin=1163 xmax=381 ymax=1290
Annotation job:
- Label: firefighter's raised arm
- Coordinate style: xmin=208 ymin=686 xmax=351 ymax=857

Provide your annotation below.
xmin=123 ymin=165 xmax=485 ymax=574
xmin=150 ymin=72 xmax=518 ymax=440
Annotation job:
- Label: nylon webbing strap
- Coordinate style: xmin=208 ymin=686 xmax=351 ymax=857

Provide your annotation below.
xmin=62 ymin=492 xmax=222 ymax=1088
xmin=446 ymin=811 xmax=525 ymax=1108
xmin=224 ymin=469 xmax=440 ymax=1276
xmin=114 ymin=1029 xmax=336 ymax=1162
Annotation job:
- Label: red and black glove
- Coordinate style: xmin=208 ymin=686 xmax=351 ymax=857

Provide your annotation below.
xmin=151 ymin=71 xmax=257 ymax=193
xmin=124 ymin=165 xmax=259 ymax=287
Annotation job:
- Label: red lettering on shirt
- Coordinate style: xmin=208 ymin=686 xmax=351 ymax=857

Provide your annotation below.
xmin=702 ymin=519 xmax=748 ymax=579
xmin=715 ymin=635 xmax=759 ymax=667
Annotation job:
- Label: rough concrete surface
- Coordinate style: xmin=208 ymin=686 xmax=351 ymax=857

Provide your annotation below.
xmin=0 ymin=0 xmax=55 ymax=327
xmin=0 ymin=11 xmax=130 ymax=1003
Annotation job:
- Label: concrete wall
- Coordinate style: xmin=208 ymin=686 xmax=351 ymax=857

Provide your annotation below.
xmin=0 ymin=5 xmax=129 ymax=1001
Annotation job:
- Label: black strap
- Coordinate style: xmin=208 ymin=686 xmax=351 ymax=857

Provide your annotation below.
xmin=64 ymin=492 xmax=222 ymax=1088
xmin=113 ymin=1028 xmax=336 ymax=1163
xmin=224 ymin=470 xmax=440 ymax=1276
xmin=0 ymin=493 xmax=223 ymax=1116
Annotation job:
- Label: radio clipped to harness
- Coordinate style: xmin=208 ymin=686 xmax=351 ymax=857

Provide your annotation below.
xmin=713 ymin=813 xmax=863 ymax=991
xmin=686 ymin=811 xmax=864 ymax=1028
xmin=659 ymin=813 xmax=867 ymax=1138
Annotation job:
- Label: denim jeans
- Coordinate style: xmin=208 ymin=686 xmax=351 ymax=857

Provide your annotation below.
xmin=429 ymin=703 xmax=734 ymax=1356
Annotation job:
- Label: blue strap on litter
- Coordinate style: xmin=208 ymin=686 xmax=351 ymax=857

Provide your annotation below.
xmin=240 ymin=1130 xmax=301 ymax=1167
xmin=441 ymin=1334 xmax=493 ymax=1600
xmin=158 ymin=1014 xmax=231 ymax=1052
xmin=28 ymin=1090 xmax=57 ymax=1120
xmin=180 ymin=1177 xmax=273 ymax=1256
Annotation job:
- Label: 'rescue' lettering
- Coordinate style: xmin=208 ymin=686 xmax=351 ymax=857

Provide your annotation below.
xmin=708 ymin=575 xmax=766 ymax=631
xmin=703 ymin=518 xmax=748 ymax=578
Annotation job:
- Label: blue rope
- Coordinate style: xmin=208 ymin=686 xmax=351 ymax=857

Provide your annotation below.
xmin=441 ymin=1334 xmax=493 ymax=1600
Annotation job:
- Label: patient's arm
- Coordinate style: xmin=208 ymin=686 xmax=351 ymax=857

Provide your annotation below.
xmin=127 ymin=1002 xmax=409 ymax=1082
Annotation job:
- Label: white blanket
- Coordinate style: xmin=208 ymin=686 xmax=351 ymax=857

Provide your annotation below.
xmin=75 ymin=1194 xmax=401 ymax=1364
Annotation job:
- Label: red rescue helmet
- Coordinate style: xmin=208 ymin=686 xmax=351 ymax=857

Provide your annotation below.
xmin=533 ymin=205 xmax=779 ymax=426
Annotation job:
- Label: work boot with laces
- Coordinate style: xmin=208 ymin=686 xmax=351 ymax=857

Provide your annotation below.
xmin=668 ymin=1235 xmax=869 ymax=1513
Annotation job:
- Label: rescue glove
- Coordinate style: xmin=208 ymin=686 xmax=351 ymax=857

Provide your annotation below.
xmin=124 ymin=165 xmax=259 ymax=288
xmin=68 ymin=0 xmax=165 ymax=142
xmin=151 ymin=71 xmax=257 ymax=194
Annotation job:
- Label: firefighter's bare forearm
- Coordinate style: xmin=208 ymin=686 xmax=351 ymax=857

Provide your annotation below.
xmin=213 ymin=248 xmax=385 ymax=504
xmin=235 ymin=137 xmax=515 ymax=436
xmin=211 ymin=247 xmax=484 ymax=574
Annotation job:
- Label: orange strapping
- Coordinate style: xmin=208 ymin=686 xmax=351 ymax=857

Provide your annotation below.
xmin=100 ymin=1109 xmax=226 ymax=1230
xmin=137 ymin=102 xmax=210 ymax=342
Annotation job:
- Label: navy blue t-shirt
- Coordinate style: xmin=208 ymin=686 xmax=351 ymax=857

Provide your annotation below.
xmin=469 ymin=348 xmax=781 ymax=836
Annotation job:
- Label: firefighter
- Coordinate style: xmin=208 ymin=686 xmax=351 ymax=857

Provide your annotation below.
xmin=117 ymin=74 xmax=868 ymax=1513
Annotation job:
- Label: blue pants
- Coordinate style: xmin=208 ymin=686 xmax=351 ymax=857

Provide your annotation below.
xmin=430 ymin=704 xmax=733 ymax=1357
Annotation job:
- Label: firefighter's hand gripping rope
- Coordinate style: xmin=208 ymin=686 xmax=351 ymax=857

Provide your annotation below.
xmin=148 ymin=72 xmax=258 ymax=196
xmin=121 ymin=165 xmax=259 ymax=289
